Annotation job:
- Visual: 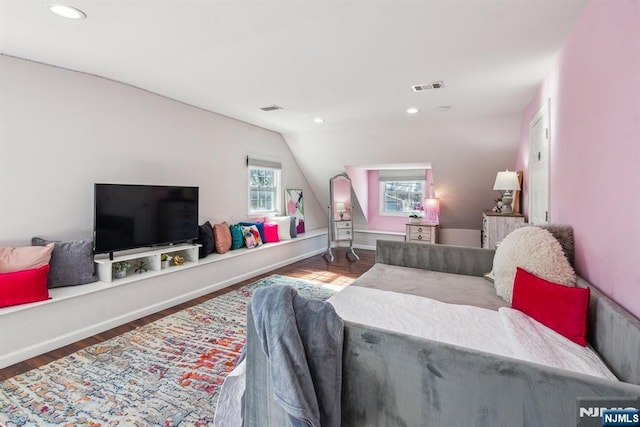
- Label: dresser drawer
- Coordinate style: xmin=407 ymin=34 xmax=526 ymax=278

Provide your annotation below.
xmin=335 ymin=221 xmax=352 ymax=229
xmin=409 ymin=227 xmax=431 ymax=239
xmin=336 ymin=228 xmax=352 ymax=240
xmin=405 ymin=224 xmax=438 ymax=244
xmin=410 ymin=232 xmax=432 ymax=242
xmin=334 ymin=221 xmax=353 ymax=241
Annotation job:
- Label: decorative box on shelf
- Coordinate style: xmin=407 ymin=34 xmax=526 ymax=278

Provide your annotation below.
xmin=405 ymin=223 xmax=438 ymax=244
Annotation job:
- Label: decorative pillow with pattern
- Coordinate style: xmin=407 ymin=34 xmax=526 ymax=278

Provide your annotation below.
xmin=239 ymin=222 xmax=266 ymax=243
xmin=242 ymin=225 xmax=264 ymax=249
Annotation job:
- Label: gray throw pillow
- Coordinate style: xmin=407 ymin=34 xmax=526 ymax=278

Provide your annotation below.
xmin=32 ymin=237 xmax=99 ymax=288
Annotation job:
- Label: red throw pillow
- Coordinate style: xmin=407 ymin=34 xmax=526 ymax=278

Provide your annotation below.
xmin=512 ymin=267 xmax=590 ymax=346
xmin=0 ymin=265 xmax=51 ymax=308
xmin=262 ymin=222 xmax=280 ymax=243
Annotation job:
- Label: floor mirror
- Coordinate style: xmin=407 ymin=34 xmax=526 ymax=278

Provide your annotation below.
xmin=325 ymin=173 xmax=358 ymax=262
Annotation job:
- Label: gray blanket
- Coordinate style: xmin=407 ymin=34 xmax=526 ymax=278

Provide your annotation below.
xmin=251 ymin=285 xmax=344 ymax=427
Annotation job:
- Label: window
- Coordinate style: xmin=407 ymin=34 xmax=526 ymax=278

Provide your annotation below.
xmin=379 ymin=180 xmax=426 ymax=215
xmin=247 ymin=157 xmax=282 ymax=215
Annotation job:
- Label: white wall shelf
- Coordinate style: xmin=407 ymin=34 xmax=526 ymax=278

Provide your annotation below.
xmin=94 ymin=243 xmax=200 ymax=283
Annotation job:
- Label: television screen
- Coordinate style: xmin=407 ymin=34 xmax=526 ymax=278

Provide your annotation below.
xmin=94 ymin=184 xmax=199 ymax=254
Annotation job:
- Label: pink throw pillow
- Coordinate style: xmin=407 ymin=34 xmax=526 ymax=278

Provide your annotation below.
xmin=0 ymin=265 xmax=51 ymax=308
xmin=263 ymin=222 xmax=280 ymax=243
xmin=213 ymin=222 xmax=232 ymax=254
xmin=512 ymin=267 xmax=590 ymax=346
xmin=0 ymin=244 xmax=54 ymax=274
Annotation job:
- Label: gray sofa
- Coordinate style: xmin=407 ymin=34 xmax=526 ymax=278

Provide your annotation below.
xmin=244 ymin=240 xmax=640 ymax=426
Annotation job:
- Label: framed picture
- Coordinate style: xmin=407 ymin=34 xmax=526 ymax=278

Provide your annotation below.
xmin=285 ymin=189 xmax=305 ymax=233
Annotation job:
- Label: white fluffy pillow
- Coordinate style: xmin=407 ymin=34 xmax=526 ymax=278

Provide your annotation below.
xmin=492 ymin=226 xmax=576 ymax=303
xmin=266 ymin=216 xmax=292 ymax=241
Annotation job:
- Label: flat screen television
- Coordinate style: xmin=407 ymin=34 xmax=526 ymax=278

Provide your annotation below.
xmin=94 ymin=184 xmax=199 ymax=255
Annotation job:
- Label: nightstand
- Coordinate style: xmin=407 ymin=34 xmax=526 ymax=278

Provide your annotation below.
xmin=405 ymin=223 xmax=438 ymax=244
xmin=333 ymin=220 xmax=353 ymax=241
xmin=481 ymin=211 xmax=525 ymax=249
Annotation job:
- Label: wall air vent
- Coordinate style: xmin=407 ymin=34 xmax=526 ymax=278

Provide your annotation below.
xmin=411 ymin=81 xmax=445 ymax=92
xmin=260 ymin=105 xmax=283 ymax=111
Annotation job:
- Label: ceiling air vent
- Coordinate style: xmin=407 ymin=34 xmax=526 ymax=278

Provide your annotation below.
xmin=260 ymin=105 xmax=283 ymax=112
xmin=411 ymin=81 xmax=445 ymax=92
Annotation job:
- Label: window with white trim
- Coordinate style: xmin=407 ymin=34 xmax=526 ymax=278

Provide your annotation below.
xmin=378 ymin=169 xmax=426 ymax=216
xmin=247 ymin=157 xmax=281 ymax=215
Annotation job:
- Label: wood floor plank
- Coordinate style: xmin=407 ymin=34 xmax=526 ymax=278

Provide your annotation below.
xmin=0 ymin=248 xmax=375 ymax=381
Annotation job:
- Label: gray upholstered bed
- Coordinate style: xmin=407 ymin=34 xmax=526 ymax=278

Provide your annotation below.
xmin=243 ymin=240 xmax=640 ymax=426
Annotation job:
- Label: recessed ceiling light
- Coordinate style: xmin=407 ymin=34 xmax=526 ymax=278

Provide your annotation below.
xmin=406 ymin=107 xmax=419 ymax=114
xmin=314 ymin=118 xmax=324 ymax=123
xmin=48 ymin=4 xmax=87 ymax=19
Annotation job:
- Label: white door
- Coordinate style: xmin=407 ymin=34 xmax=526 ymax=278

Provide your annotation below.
xmin=529 ymin=102 xmax=550 ymax=225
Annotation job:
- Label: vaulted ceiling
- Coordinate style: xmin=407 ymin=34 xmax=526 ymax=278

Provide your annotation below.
xmin=0 ymin=0 xmax=590 ymax=229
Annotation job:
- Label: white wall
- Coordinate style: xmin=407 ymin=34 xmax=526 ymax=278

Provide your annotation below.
xmin=283 ymin=113 xmax=521 ymax=231
xmin=0 ymin=55 xmax=326 ymax=246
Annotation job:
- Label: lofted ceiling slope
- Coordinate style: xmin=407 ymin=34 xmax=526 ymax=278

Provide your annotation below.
xmin=0 ymin=0 xmax=590 ymax=229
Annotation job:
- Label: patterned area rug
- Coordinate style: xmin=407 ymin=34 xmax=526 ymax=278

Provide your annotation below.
xmin=0 ymin=275 xmax=337 ymax=427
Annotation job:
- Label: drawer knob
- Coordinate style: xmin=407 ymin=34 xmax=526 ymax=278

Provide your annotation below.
xmin=417 ymin=227 xmax=423 ymax=232
xmin=417 ymin=235 xmax=422 ymax=240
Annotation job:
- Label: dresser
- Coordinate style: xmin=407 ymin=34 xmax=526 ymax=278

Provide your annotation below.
xmin=405 ymin=223 xmax=438 ymax=244
xmin=333 ymin=220 xmax=353 ymax=241
xmin=481 ymin=211 xmax=525 ymax=249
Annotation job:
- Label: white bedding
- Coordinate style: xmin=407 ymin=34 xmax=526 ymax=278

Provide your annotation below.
xmin=328 ymin=286 xmax=616 ymax=380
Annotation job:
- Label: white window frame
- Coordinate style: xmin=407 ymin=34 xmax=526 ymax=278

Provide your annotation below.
xmin=379 ymin=179 xmax=426 ymax=216
xmin=248 ymin=165 xmax=281 ymax=216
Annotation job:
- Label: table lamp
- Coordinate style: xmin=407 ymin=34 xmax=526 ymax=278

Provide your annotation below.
xmin=336 ymin=202 xmax=346 ymax=220
xmin=493 ymin=170 xmax=521 ymax=214
xmin=424 ymin=198 xmax=440 ymax=224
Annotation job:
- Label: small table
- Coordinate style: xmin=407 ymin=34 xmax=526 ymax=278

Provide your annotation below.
xmin=405 ymin=223 xmax=439 ymax=244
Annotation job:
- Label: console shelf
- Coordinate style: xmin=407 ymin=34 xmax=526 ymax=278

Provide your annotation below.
xmin=94 ymin=243 xmax=200 ymax=283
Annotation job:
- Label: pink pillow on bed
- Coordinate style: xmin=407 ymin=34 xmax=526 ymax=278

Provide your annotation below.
xmin=512 ymin=267 xmax=590 ymax=346
xmin=262 ymin=222 xmax=280 ymax=243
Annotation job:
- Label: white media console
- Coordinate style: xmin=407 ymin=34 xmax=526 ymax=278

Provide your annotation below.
xmin=94 ymin=243 xmax=201 ymax=283
xmin=0 ymin=229 xmax=328 ymax=369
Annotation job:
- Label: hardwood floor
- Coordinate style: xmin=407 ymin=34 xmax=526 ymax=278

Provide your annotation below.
xmin=0 ymin=248 xmax=375 ymax=381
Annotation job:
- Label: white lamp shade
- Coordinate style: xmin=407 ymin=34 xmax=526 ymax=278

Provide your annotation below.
xmin=493 ymin=171 xmax=521 ymax=191
xmin=336 ymin=202 xmax=346 ymax=212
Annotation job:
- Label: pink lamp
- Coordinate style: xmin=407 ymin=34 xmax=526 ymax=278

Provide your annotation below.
xmin=424 ymin=198 xmax=440 ymax=225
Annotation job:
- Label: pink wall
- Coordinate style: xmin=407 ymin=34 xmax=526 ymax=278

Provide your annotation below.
xmin=364 ymin=169 xmax=434 ymax=232
xmin=515 ymin=0 xmax=640 ymax=318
